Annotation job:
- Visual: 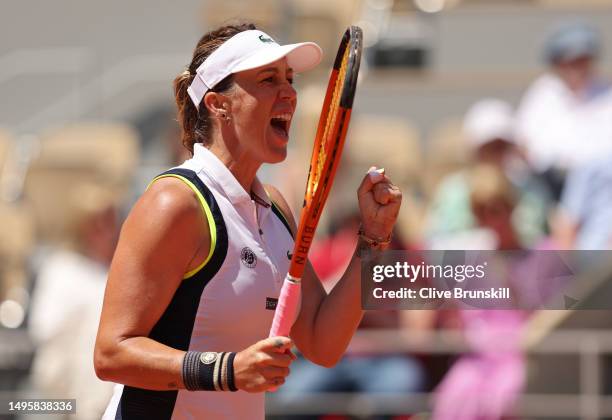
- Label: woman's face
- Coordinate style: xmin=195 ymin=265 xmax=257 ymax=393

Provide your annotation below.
xmin=224 ymin=57 xmax=297 ymax=164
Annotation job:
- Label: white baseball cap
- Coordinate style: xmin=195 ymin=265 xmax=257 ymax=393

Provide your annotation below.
xmin=187 ymin=30 xmax=323 ymax=108
xmin=463 ymin=99 xmax=515 ymax=149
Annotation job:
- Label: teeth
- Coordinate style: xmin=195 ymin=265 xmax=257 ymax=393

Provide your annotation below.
xmin=271 ymin=113 xmax=292 ymax=122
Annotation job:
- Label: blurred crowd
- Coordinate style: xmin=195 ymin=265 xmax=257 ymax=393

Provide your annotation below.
xmin=1 ymin=12 xmax=612 ymax=420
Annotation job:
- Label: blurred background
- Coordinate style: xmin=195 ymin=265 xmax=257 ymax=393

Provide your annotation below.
xmin=2 ymin=0 xmax=612 ymax=419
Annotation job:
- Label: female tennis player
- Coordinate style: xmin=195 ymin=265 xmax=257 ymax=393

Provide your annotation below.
xmin=95 ymin=23 xmax=402 ymax=420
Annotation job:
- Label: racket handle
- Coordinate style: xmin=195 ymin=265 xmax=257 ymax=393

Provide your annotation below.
xmin=269 ymin=274 xmax=302 ymax=338
xmin=268 ymin=275 xmax=301 ymax=393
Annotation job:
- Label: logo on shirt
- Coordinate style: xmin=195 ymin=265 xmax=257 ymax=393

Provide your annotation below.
xmin=265 ymin=297 xmax=278 ymax=310
xmin=240 ymin=247 xmax=257 ymax=268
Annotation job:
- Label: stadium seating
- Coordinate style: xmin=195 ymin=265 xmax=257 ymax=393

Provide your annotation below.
xmin=23 ymin=123 xmax=139 ymax=244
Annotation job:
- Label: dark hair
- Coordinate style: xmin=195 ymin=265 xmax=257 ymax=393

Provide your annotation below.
xmin=174 ymin=22 xmax=257 ymax=153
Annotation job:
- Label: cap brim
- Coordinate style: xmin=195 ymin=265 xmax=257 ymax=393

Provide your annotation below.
xmin=233 ymin=42 xmax=323 ymax=74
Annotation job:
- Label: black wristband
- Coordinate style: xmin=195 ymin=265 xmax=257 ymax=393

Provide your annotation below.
xmin=182 ymin=351 xmax=202 ymax=391
xmin=182 ymin=351 xmax=236 ymax=392
xmin=226 ymin=352 xmax=238 ymax=392
xmin=198 ymin=352 xmax=218 ymax=391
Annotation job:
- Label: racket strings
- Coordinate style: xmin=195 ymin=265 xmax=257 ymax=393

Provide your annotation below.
xmin=312 ymin=47 xmax=350 ymax=194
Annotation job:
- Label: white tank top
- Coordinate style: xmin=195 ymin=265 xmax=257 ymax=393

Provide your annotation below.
xmin=103 ymin=144 xmax=294 ymax=420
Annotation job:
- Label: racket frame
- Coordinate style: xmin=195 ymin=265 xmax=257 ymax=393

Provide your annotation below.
xmin=287 ymin=26 xmax=363 ymax=281
xmin=268 ymin=26 xmax=362 ymax=341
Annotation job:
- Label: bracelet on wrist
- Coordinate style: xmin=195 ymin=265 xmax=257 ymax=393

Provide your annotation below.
xmin=356 ymin=226 xmax=392 ymax=258
xmin=182 ymin=351 xmax=238 ymax=392
xmin=357 ymin=225 xmax=392 ymax=247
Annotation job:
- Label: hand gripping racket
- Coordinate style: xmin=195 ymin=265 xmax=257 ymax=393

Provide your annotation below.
xmin=269 ymin=26 xmax=363 ymax=338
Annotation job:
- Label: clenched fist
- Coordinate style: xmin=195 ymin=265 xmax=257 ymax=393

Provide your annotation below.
xmin=233 ymin=336 xmax=296 ymax=393
xmin=357 ymin=166 xmax=402 ymax=242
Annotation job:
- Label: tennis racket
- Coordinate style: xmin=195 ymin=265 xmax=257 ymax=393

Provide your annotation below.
xmin=269 ymin=26 xmax=363 ymax=338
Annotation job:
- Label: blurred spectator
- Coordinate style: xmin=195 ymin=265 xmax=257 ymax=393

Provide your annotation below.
xmin=277 ymin=211 xmax=431 ymax=420
xmin=28 ymin=183 xmax=119 ymax=420
xmin=433 ymin=164 xmax=527 ymax=420
xmin=552 ymin=156 xmax=612 ymax=249
xmin=515 ymin=21 xmax=612 ymax=199
xmin=469 ymin=165 xmax=521 ymax=251
xmin=426 ymin=99 xmax=551 ymax=249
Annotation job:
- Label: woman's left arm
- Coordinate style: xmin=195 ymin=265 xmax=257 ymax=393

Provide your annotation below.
xmin=267 ymin=167 xmax=402 ymax=367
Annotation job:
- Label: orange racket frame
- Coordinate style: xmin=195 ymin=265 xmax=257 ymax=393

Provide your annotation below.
xmin=269 ymin=26 xmax=363 ymax=339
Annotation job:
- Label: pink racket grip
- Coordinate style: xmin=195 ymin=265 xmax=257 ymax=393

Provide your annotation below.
xmin=268 ymin=275 xmax=301 ymax=392
xmin=269 ymin=274 xmax=302 ymax=338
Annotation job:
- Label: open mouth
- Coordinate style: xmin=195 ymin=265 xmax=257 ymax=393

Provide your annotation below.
xmin=270 ymin=113 xmax=291 ymax=138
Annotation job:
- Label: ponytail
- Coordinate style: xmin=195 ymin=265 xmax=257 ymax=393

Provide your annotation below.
xmin=173 ymin=22 xmax=257 ymax=154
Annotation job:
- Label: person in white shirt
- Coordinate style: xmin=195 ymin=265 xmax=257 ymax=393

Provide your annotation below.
xmin=29 ymin=183 xmax=119 ymax=420
xmin=515 ymin=21 xmax=612 ymax=199
xmin=95 ymin=22 xmax=403 ymax=420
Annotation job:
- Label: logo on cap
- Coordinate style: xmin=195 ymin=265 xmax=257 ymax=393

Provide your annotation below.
xmin=258 ymin=35 xmax=274 ymax=44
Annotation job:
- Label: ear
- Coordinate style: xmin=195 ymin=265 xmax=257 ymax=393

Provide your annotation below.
xmin=203 ymin=92 xmax=227 ymax=116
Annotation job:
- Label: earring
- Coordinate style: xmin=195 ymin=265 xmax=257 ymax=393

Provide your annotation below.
xmin=222 ymin=104 xmax=231 ymax=123
xmin=219 ymin=104 xmax=231 ymax=123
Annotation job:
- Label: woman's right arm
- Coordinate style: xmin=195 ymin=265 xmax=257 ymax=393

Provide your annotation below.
xmin=94 ymin=178 xmax=295 ymax=392
xmin=94 ymin=178 xmax=208 ymax=390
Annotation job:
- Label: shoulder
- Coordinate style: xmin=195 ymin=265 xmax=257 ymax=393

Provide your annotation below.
xmin=519 ymin=73 xmax=565 ymax=110
xmin=111 ymin=176 xmax=211 ymax=282
xmin=567 ymin=159 xmax=612 ymax=193
xmin=142 ymin=177 xmax=201 ymax=217
xmin=264 ymin=184 xmax=297 ymax=234
xmin=124 ymin=177 xmax=207 ymax=244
